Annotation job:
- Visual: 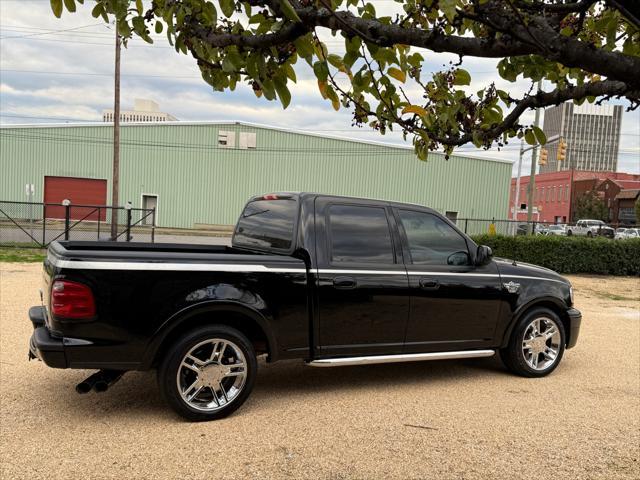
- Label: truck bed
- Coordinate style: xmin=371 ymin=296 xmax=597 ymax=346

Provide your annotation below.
xmin=48 ymin=241 xmax=299 ymax=267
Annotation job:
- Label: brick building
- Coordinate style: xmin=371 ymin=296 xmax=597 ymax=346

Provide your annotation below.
xmin=509 ymin=171 xmax=640 ymax=224
xmin=613 ymin=189 xmax=640 ymax=225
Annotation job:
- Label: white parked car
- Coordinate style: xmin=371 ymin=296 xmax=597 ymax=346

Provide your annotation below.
xmin=566 ymin=219 xmax=615 ymax=238
xmin=547 ymin=225 xmax=566 ymax=236
xmin=615 ymin=228 xmax=628 ymax=240
xmin=623 ymin=228 xmax=639 ymax=239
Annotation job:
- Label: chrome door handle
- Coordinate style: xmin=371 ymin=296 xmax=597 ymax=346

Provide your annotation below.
xmin=333 ymin=277 xmax=357 ymax=289
xmin=419 ymin=278 xmax=440 ymax=290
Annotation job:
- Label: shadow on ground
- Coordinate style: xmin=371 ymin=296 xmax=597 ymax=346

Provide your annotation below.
xmin=30 ymin=356 xmax=507 ymax=422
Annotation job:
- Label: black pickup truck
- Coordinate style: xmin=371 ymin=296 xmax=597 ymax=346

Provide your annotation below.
xmin=29 ymin=193 xmax=581 ymax=421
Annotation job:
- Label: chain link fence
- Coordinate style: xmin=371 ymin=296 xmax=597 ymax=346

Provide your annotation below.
xmin=458 ymin=218 xmax=638 ymax=237
xmin=0 ymin=200 xmax=155 ymax=248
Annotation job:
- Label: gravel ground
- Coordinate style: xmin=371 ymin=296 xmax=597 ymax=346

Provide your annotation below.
xmin=1 ymin=263 xmax=638 ymax=480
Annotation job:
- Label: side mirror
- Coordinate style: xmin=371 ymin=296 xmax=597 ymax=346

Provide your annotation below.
xmin=475 ymin=245 xmax=493 ymax=266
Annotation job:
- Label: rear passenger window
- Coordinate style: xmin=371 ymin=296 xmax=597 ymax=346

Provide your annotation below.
xmin=328 ymin=205 xmax=394 ymax=264
xmin=398 ymin=210 xmax=469 ymax=265
xmin=233 ymin=199 xmax=297 ymax=251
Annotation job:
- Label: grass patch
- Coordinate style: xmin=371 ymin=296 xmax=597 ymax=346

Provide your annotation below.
xmin=0 ymin=248 xmax=46 ymax=263
xmin=593 ymin=291 xmax=638 ymax=302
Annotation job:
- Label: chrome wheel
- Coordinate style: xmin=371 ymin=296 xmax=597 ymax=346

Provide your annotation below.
xmin=176 ymin=338 xmax=247 ymax=412
xmin=522 ymin=317 xmax=561 ymax=371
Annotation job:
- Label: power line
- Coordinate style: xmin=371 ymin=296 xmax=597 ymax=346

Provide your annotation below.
xmin=0 ymin=129 xmax=637 ymax=156
xmin=0 ymin=22 xmax=103 ymax=39
xmin=1 ymin=68 xmax=203 ymax=79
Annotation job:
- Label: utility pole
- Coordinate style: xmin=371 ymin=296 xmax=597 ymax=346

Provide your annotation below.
xmin=110 ymin=29 xmax=121 ymax=240
xmin=526 ymin=80 xmax=543 ymax=232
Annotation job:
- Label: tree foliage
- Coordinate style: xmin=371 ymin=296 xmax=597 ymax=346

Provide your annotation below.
xmin=50 ymin=0 xmax=640 ymax=159
xmin=573 ymin=190 xmax=608 ymax=221
xmin=635 ymin=198 xmax=640 ymax=223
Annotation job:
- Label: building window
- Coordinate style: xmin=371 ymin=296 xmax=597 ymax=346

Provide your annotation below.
xmin=238 ymin=132 xmax=257 ymax=149
xmin=218 ymin=131 xmax=236 ymax=148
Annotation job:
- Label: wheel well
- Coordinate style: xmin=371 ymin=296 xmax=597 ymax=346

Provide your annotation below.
xmin=506 ymin=301 xmax=571 ymax=347
xmin=152 ymin=310 xmax=271 ymax=368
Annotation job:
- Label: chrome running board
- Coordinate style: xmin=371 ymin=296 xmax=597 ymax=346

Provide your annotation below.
xmin=307 ymin=349 xmax=495 ymax=367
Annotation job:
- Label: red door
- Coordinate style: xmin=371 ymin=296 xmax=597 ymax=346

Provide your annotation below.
xmin=44 ymin=176 xmax=108 ymax=221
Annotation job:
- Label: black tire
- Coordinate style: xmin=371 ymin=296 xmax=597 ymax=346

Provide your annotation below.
xmin=566 ymin=229 xmax=572 ymax=236
xmin=499 ymin=307 xmax=566 ymax=378
xmin=587 ymin=231 xmax=593 ymax=238
xmin=158 ymin=324 xmax=257 ymax=421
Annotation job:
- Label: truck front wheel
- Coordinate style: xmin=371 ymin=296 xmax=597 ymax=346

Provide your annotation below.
xmin=499 ymin=308 xmax=566 ymax=378
xmin=158 ymin=325 xmax=257 ymax=421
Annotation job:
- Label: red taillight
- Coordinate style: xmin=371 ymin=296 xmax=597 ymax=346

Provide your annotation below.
xmin=51 ymin=280 xmax=96 ymax=319
xmin=263 ymin=194 xmax=279 ymax=200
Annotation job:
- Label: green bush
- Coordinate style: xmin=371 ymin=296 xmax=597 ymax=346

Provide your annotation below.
xmin=471 ymin=235 xmax=640 ymax=276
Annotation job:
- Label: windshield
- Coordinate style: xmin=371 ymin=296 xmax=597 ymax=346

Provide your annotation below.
xmin=233 ymin=198 xmax=298 ymax=251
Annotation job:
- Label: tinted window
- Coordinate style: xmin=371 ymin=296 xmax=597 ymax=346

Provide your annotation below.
xmin=398 ymin=210 xmax=469 ymax=265
xmin=328 ymin=204 xmax=394 ymax=264
xmin=233 ymin=199 xmax=297 ymax=251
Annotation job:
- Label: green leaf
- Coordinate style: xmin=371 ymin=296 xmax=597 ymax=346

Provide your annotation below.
xmin=283 ymin=63 xmax=297 ymax=83
xmin=294 ymin=36 xmax=314 ymax=62
xmin=313 ymin=61 xmax=329 ymax=82
xmin=327 ymin=54 xmax=344 ymax=70
xmin=155 ymin=22 xmax=163 ymax=34
xmin=63 ymin=0 xmax=75 ymax=13
xmin=440 ymin=0 xmax=457 ymax=23
xmin=524 ymin=129 xmax=536 ymax=145
xmin=326 ymin=85 xmax=340 ymax=111
xmin=532 ymin=126 xmax=547 ymax=145
xmin=50 ymin=0 xmax=63 ymax=17
xmin=453 ymin=69 xmax=471 ymax=86
xmin=135 ymin=0 xmax=143 ymax=15
xmin=220 ymin=0 xmax=235 ymax=18
xmin=279 ymin=0 xmax=301 ymax=22
xmin=91 ymin=3 xmax=103 ymax=18
xmin=274 ymin=78 xmax=291 ymax=109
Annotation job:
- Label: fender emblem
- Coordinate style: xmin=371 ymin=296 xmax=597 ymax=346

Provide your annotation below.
xmin=503 ymin=281 xmax=521 ymax=293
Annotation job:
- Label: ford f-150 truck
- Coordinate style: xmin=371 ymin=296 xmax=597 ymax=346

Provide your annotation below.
xmin=566 ymin=219 xmax=614 ymax=238
xmin=29 ymin=193 xmax=581 ymax=421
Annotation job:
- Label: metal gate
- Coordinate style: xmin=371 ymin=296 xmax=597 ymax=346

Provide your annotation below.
xmin=0 ymin=200 xmax=156 ymax=248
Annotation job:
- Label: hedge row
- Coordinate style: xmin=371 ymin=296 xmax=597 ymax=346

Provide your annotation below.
xmin=471 ymin=235 xmax=640 ymax=276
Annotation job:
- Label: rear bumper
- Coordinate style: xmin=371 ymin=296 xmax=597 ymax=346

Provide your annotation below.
xmin=28 ymin=306 xmax=67 ymax=368
xmin=566 ymin=308 xmax=582 ymax=349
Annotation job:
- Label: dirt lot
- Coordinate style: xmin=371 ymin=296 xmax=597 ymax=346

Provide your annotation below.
xmin=1 ymin=263 xmax=638 ymax=479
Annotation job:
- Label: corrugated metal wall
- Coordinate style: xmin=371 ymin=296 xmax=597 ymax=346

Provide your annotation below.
xmin=1 ymin=123 xmax=512 ymax=228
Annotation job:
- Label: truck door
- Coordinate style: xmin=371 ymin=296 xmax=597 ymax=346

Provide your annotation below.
xmin=314 ymin=198 xmax=410 ymax=357
xmin=394 ymin=208 xmax=502 ymax=352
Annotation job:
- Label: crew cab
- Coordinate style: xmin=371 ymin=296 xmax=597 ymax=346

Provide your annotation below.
xmin=29 ymin=193 xmax=582 ymax=421
xmin=566 ymin=219 xmax=614 ymax=238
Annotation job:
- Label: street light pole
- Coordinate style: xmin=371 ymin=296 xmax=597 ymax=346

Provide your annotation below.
xmin=110 ymin=29 xmax=121 ymax=240
xmin=526 ymin=80 xmax=543 ymax=232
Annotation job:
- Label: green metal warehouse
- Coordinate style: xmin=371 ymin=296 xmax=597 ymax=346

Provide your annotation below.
xmin=0 ymin=121 xmax=511 ymax=228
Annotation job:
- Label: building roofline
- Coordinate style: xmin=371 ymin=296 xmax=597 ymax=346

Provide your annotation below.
xmin=0 ymin=119 xmax=513 ymax=165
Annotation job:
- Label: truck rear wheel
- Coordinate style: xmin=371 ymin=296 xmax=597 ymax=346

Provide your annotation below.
xmin=499 ymin=308 xmax=566 ymax=378
xmin=158 ymin=324 xmax=257 ymax=421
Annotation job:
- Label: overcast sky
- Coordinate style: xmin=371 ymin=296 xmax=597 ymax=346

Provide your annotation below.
xmin=1 ymin=0 xmax=638 ymax=176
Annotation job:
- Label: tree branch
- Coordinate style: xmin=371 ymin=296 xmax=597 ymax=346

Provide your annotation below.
xmin=433 ymin=80 xmax=636 ymax=146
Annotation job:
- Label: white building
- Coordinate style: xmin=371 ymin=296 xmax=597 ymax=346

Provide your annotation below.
xmin=102 ymin=99 xmax=177 ymax=123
